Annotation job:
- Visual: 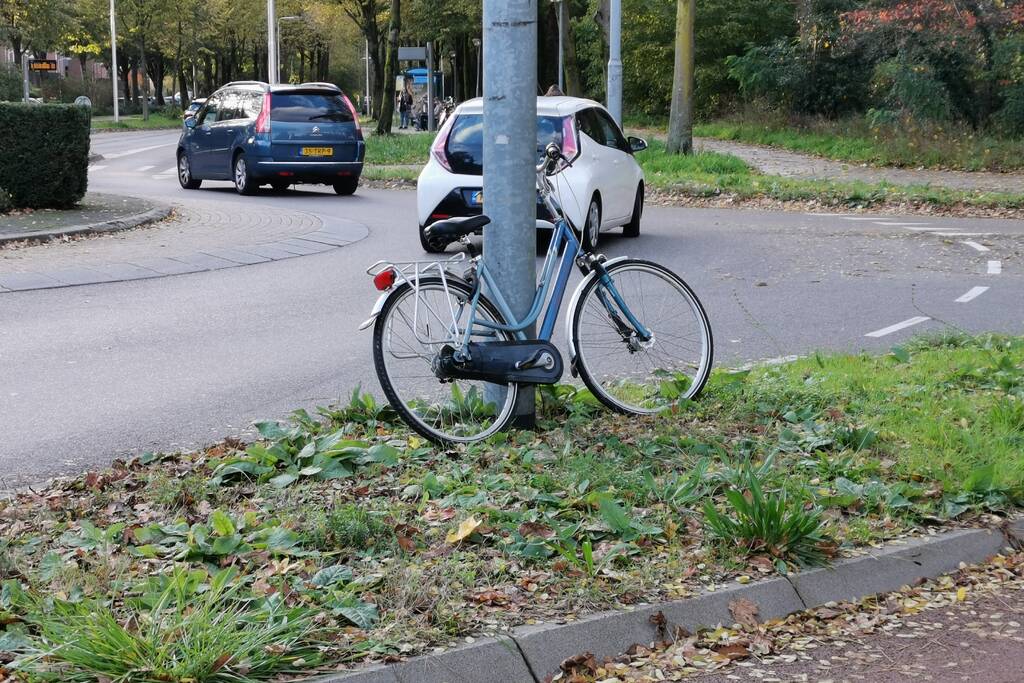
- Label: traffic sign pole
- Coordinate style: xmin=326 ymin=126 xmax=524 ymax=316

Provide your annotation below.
xmin=110 ymin=0 xmax=119 ymax=122
xmin=482 ymin=0 xmax=538 ymax=428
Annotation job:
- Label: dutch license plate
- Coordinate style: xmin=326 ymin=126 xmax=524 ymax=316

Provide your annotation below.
xmin=301 ymin=146 xmax=333 ymax=157
xmin=470 ymin=190 xmax=483 ymax=206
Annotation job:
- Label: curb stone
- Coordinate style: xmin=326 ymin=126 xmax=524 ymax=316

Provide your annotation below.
xmin=305 ymin=525 xmax=1015 ymax=683
xmin=88 ymin=153 xmax=104 ymax=162
xmin=0 ymin=204 xmax=173 ymax=246
xmin=787 ymin=528 xmax=1005 ymax=608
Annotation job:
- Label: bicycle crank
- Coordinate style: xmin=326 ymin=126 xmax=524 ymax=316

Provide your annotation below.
xmin=433 ymin=341 xmax=564 ymax=385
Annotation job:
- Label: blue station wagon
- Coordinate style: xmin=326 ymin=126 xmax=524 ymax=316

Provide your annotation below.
xmin=177 ymin=81 xmax=365 ymax=196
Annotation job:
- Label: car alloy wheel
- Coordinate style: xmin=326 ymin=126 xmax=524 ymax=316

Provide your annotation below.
xmin=582 ymin=198 xmax=600 ymax=252
xmin=177 ymin=153 xmax=200 ymax=189
xmin=233 ymin=155 xmax=255 ymax=195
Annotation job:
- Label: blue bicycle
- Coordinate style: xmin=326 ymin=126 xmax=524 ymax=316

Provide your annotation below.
xmin=361 ymin=143 xmax=713 ymax=444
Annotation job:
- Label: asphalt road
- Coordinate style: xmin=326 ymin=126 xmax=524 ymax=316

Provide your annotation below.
xmin=1 ymin=129 xmax=1022 ymax=487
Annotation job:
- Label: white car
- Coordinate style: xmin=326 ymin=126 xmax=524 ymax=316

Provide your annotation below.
xmin=416 ymin=96 xmax=647 ymax=253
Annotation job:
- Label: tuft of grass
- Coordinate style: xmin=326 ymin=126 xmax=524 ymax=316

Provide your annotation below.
xmin=306 ymin=504 xmax=395 ymax=553
xmin=11 ymin=567 xmax=319 ymax=683
xmin=703 ymin=466 xmax=831 ymax=568
xmin=91 ymin=112 xmax=184 ymax=131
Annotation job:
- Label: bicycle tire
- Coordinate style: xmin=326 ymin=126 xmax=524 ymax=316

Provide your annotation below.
xmin=570 ymin=259 xmax=713 ymax=414
xmin=373 ymin=277 xmax=519 ymax=445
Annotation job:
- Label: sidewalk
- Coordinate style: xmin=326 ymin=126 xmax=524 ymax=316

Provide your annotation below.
xmin=0 ymin=193 xmax=171 ymax=246
xmin=695 ymin=136 xmax=1024 ymax=194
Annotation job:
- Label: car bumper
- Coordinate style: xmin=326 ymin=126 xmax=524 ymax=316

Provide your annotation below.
xmin=250 ymin=159 xmax=363 ymax=183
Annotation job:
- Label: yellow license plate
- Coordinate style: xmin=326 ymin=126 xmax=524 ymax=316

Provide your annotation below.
xmin=301 ymin=146 xmax=333 ymax=157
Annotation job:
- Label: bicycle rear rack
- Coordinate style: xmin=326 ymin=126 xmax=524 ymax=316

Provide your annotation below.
xmin=366 ymin=253 xmax=471 ymax=347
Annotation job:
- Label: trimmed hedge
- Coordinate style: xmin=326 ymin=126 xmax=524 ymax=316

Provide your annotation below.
xmin=0 ymin=103 xmax=90 ymax=209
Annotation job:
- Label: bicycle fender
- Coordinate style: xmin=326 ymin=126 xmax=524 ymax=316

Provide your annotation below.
xmin=564 ymin=256 xmax=631 ymax=366
xmin=358 ymin=291 xmax=390 ymax=331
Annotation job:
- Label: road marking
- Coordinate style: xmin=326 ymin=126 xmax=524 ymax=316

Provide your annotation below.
xmin=955 ymin=286 xmax=989 ymax=303
xmin=841 ymin=217 xmax=892 ymax=221
xmin=988 ymin=260 xmax=1002 ymax=275
xmin=963 ymin=240 xmax=990 ymax=252
xmin=805 ymin=212 xmax=852 ymax=217
xmin=158 ymin=166 xmax=177 ymax=175
xmin=928 ymin=232 xmax=992 ymax=237
xmin=102 ymin=142 xmax=176 ymax=159
xmin=136 ymin=165 xmax=154 ymax=172
xmin=873 ymin=222 xmax=931 ymax=226
xmin=904 ymin=227 xmax=943 ymax=231
xmin=865 ymin=316 xmax=931 ymax=338
xmin=87 ymin=164 xmax=107 ymax=171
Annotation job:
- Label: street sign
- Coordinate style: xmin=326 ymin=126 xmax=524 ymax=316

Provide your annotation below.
xmin=398 ymin=47 xmax=427 ymax=62
xmin=28 ymin=59 xmax=58 ymax=73
xmin=74 ymin=96 xmax=92 ymax=108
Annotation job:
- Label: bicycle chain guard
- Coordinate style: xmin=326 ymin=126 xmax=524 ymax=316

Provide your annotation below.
xmin=433 ymin=341 xmax=564 ymax=385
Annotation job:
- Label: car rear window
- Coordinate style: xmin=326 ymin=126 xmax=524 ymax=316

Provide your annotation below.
xmin=446 ymin=114 xmax=565 ymax=175
xmin=271 ymin=93 xmax=353 ymax=123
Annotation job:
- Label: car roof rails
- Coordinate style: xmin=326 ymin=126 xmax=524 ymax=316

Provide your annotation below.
xmin=222 ymin=81 xmax=268 ymax=89
xmin=298 ymin=82 xmax=341 ymax=91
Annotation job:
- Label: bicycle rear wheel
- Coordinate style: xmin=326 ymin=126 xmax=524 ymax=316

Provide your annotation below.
xmin=570 ymin=259 xmax=713 ymax=414
xmin=373 ymin=277 xmax=519 ymax=444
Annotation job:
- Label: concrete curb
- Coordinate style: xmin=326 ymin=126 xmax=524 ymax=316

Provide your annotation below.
xmin=0 ymin=204 xmax=173 ymax=246
xmin=307 ymin=523 xmax=1019 ymax=683
xmin=88 ymin=153 xmax=104 ymax=162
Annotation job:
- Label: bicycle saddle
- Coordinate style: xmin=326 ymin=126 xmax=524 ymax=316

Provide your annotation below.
xmin=424 ymin=215 xmax=491 ymax=247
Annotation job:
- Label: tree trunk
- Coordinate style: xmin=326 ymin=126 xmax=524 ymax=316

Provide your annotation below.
xmin=563 ymin=2 xmax=582 ymax=97
xmin=140 ymin=37 xmax=150 ymax=120
xmin=376 ymin=0 xmax=401 ymax=135
xmin=666 ymin=0 xmax=695 ymax=155
xmin=11 ymin=36 xmax=22 ymax=68
xmin=177 ymin=61 xmax=189 ymax=108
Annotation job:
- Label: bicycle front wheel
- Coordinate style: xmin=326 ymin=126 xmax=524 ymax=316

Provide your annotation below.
xmin=373 ymin=277 xmax=519 ymax=445
xmin=570 ymin=259 xmax=713 ymax=414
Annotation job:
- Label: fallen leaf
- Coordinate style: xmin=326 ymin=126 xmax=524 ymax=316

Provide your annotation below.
xmin=729 ymin=598 xmax=760 ymax=629
xmin=446 ymin=516 xmax=481 ymax=544
xmin=714 ymin=642 xmax=750 ymax=660
xmin=210 ymin=653 xmax=232 ymax=672
xmin=956 ymin=586 xmax=968 ymax=602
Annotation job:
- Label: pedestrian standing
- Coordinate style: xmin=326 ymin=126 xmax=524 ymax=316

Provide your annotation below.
xmin=398 ymin=79 xmax=413 ymax=129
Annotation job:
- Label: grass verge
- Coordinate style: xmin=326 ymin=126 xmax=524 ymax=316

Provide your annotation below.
xmin=359 ymin=133 xmax=1024 ymax=212
xmin=690 ymin=116 xmax=1024 ymax=173
xmin=91 ymin=113 xmax=184 ymax=131
xmin=0 ymin=334 xmax=1020 ymax=680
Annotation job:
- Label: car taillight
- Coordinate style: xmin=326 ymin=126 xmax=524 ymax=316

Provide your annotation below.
xmin=373 ymin=268 xmax=397 ymax=291
xmin=557 ymin=116 xmax=578 ymax=171
xmin=341 ymin=94 xmax=362 ymax=138
xmin=431 ymin=114 xmax=457 ymax=173
xmin=255 ymin=92 xmax=271 ymax=134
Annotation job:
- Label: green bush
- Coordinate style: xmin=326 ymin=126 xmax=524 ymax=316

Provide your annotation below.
xmin=0 ymin=64 xmax=21 ymax=102
xmin=0 ymin=187 xmax=12 ymax=214
xmin=0 ymin=102 xmax=90 ymax=209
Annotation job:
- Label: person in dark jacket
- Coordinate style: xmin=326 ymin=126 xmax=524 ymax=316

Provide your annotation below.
xmin=398 ymin=79 xmax=414 ymax=129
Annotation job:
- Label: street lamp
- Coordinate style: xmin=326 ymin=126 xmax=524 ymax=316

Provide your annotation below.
xmin=551 ymin=0 xmax=565 ymax=92
xmin=472 ymin=37 xmax=481 ymax=98
xmin=266 ymin=0 xmax=277 ymax=84
xmin=277 ymin=15 xmax=301 ymax=84
xmin=450 ymin=51 xmax=457 ymax=101
xmin=110 ymin=0 xmax=119 ymax=121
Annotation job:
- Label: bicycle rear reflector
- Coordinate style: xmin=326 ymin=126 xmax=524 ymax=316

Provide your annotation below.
xmin=373 ymin=268 xmax=397 ymax=291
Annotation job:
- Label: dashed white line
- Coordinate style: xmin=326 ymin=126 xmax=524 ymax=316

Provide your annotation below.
xmin=137 ymin=165 xmax=155 ymax=172
xmin=963 ymin=240 xmax=990 ymax=252
xmin=158 ymin=166 xmax=177 ymax=175
xmin=955 ymin=286 xmax=989 ymax=303
xmin=929 ymin=232 xmax=992 ymax=237
xmin=87 ymin=164 xmax=107 ymax=172
xmin=840 ymin=217 xmax=892 ymax=221
xmin=873 ymin=222 xmax=932 ymax=227
xmin=805 ymin=212 xmax=852 ymax=217
xmin=988 ymin=260 xmax=1002 ymax=275
xmin=865 ymin=316 xmax=931 ymax=338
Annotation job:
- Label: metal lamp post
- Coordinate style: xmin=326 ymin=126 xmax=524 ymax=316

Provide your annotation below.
xmin=472 ymin=37 xmax=481 ymax=98
xmin=607 ymin=0 xmax=622 ymax=124
xmin=266 ymin=0 xmax=278 ymax=84
xmin=277 ymin=15 xmax=301 ymax=84
xmin=450 ymin=51 xmax=457 ymax=101
xmin=552 ymin=0 xmax=565 ymax=92
xmin=110 ymin=0 xmax=119 ymax=121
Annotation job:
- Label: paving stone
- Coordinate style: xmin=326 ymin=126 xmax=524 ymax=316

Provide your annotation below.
xmin=319 ymin=219 xmax=370 ymax=242
xmin=300 ymin=231 xmax=352 ymax=247
xmin=130 ymin=257 xmax=205 ymax=276
xmin=276 ymin=238 xmax=335 ymax=255
xmin=170 ymin=252 xmax=240 ymax=271
xmin=790 ymin=528 xmax=1005 ymax=608
xmin=90 ymin=262 xmax=163 ymax=281
xmin=1007 ymin=517 xmax=1024 ymax=547
xmin=513 ymin=577 xmax=802 ymax=681
xmin=48 ymin=267 xmax=111 ymax=287
xmin=0 ymin=272 xmax=65 ymax=291
xmin=200 ymin=248 xmax=271 ymax=265
xmin=243 ymin=243 xmax=304 ymax=260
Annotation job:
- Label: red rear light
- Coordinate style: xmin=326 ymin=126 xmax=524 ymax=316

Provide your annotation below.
xmin=431 ymin=114 xmax=457 ymax=173
xmin=557 ymin=116 xmax=578 ymax=171
xmin=373 ymin=268 xmax=396 ymax=291
xmin=255 ymin=92 xmax=271 ymax=134
xmin=341 ymin=93 xmax=362 ymax=137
